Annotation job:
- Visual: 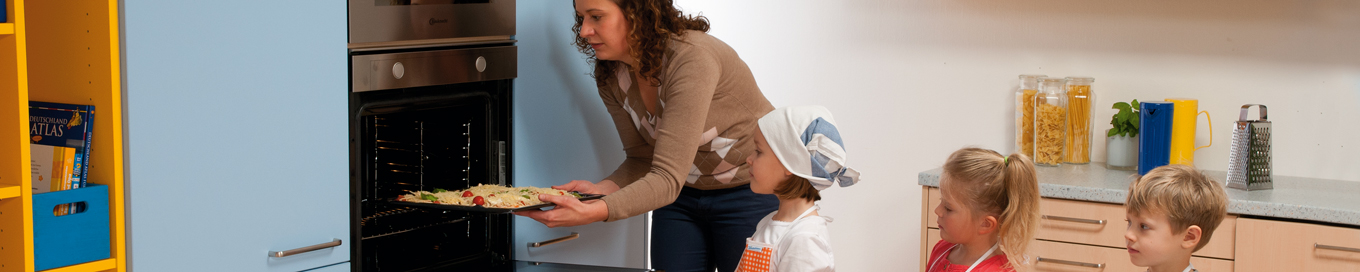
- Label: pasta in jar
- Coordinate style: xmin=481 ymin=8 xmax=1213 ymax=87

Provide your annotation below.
xmin=1034 ymin=77 xmax=1066 ymax=166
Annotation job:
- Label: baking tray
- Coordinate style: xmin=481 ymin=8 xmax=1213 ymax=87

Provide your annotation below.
xmin=387 ymin=193 xmax=605 ymax=214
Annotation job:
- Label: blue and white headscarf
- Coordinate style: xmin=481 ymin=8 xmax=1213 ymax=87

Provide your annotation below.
xmin=757 ymin=105 xmax=861 ymax=190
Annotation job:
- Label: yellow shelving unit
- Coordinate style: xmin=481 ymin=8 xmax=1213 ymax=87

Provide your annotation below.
xmin=1 ymin=0 xmax=124 ymax=272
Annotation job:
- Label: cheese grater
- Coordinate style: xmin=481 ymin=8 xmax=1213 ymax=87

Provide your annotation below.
xmin=1227 ymin=104 xmax=1271 ymax=190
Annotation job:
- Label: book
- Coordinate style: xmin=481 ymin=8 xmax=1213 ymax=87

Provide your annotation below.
xmin=28 ymin=102 xmax=94 ymax=192
xmin=30 ymin=101 xmax=94 ymax=215
xmin=28 ymin=144 xmax=66 ymax=194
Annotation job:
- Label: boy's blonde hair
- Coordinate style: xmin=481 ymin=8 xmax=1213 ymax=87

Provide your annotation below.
xmin=1125 ymin=164 xmax=1228 ymax=252
xmin=943 ymin=148 xmax=1041 ymax=270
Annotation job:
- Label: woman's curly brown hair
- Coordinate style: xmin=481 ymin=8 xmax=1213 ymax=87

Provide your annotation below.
xmin=573 ymin=0 xmax=710 ymax=87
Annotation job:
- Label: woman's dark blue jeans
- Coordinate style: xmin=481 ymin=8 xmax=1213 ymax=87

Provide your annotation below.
xmin=651 ymin=184 xmax=780 ymax=272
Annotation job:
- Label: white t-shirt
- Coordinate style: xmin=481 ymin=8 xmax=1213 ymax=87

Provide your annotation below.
xmin=749 ymin=210 xmax=836 ymax=272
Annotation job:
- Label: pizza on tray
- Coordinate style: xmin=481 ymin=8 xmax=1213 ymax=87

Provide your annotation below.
xmin=397 ymin=184 xmax=583 ymax=208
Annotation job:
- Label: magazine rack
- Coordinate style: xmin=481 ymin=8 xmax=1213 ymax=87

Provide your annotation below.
xmin=1 ymin=0 xmax=125 ymax=271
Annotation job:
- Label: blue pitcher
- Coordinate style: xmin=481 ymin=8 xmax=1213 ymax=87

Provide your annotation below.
xmin=1139 ymin=102 xmax=1175 ymax=175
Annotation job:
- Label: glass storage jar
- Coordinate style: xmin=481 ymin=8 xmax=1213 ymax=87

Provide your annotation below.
xmin=1063 ymin=77 xmax=1095 ymax=164
xmin=1015 ymin=74 xmax=1046 ymax=158
xmin=1033 ymin=77 xmax=1066 ymax=166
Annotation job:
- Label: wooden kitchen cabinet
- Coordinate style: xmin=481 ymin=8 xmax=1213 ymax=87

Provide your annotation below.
xmin=121 ymin=0 xmax=348 ymax=271
xmin=1235 ymin=218 xmax=1360 ymax=271
xmin=1029 ymin=238 xmax=1233 ymax=271
xmin=925 ymin=188 xmax=1234 ymax=258
xmin=923 ymin=187 xmax=1236 ymax=271
xmin=1 ymin=0 xmax=126 ymax=271
xmin=1035 ymin=197 xmax=1235 ymax=260
xmin=924 ymin=228 xmax=1232 ymax=271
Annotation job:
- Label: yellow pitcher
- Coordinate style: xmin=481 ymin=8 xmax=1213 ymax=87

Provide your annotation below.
xmin=1166 ymin=98 xmax=1212 ymax=165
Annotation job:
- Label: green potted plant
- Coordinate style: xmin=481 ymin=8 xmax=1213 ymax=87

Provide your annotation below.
xmin=1106 ymin=99 xmax=1140 ymax=170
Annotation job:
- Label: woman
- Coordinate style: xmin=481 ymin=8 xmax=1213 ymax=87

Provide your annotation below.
xmin=514 ymin=1 xmax=778 ymax=271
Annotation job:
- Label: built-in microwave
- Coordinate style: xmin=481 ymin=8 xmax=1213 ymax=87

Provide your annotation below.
xmin=348 ymin=0 xmax=515 ymax=49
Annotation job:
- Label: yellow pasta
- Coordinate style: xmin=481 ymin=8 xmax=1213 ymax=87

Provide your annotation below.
xmin=1064 ymin=85 xmax=1092 ymax=164
xmin=1036 ymin=103 xmax=1066 ymax=165
xmin=1018 ymin=89 xmax=1038 ymax=156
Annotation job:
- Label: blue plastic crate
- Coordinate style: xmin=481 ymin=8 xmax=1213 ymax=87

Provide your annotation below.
xmin=32 ymin=185 xmax=111 ymax=271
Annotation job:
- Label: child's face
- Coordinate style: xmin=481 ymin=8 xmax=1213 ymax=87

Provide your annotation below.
xmin=1124 ymin=210 xmax=1194 ymax=268
xmin=935 ymin=175 xmax=991 ymax=245
xmin=747 ymin=128 xmax=790 ymax=195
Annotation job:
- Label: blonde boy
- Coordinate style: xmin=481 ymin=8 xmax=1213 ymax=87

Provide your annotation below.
xmin=1124 ymin=164 xmax=1228 ymax=272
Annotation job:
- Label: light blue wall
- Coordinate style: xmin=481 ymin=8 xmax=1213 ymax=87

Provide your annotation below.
xmin=513 ymin=2 xmax=623 ymax=189
xmin=123 ymin=0 xmax=349 ymax=271
xmin=512 ymin=3 xmax=648 ymax=267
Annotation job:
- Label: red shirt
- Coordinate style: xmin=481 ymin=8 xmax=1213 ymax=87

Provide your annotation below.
xmin=925 ymin=240 xmax=1013 ymax=272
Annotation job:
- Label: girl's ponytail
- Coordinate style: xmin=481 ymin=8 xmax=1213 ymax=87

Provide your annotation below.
xmin=997 ymin=153 xmax=1040 ymax=271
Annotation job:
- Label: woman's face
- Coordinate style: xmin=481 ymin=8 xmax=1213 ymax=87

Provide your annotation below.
xmin=747 ymin=128 xmax=790 ymax=195
xmin=575 ymin=0 xmax=633 ymax=63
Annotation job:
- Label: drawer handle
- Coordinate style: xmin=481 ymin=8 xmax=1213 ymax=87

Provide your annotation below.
xmin=269 ymin=239 xmax=342 ymax=258
xmin=1037 ymin=256 xmax=1104 ymax=268
xmin=530 ymin=232 xmax=580 ymax=248
xmin=1316 ymin=243 xmax=1360 ymax=253
xmin=1042 ymin=215 xmax=1106 ymax=225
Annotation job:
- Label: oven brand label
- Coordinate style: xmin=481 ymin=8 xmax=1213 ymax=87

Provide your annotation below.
xmin=429 ymin=18 xmax=448 ymax=25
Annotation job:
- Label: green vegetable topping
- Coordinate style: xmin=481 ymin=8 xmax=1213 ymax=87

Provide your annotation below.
xmin=420 ymin=194 xmax=437 ymax=201
xmin=433 ymin=188 xmax=448 ymax=193
xmin=571 ymin=192 xmax=582 ymax=198
xmin=522 ymin=195 xmax=531 ymax=199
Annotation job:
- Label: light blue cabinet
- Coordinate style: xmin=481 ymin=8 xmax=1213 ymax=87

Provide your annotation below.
xmin=123 ymin=0 xmax=349 ymax=271
xmin=513 ymin=2 xmax=650 ymax=269
xmin=302 ymin=262 xmax=350 ymax=272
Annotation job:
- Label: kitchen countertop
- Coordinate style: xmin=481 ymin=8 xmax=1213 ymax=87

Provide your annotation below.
xmin=918 ymin=163 xmax=1360 ymax=227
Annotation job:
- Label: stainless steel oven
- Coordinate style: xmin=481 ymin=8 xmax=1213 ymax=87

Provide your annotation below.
xmin=348 ymin=0 xmax=515 ymax=49
xmin=349 ymin=45 xmax=516 ymax=271
xmin=349 ymin=1 xmax=516 ymax=271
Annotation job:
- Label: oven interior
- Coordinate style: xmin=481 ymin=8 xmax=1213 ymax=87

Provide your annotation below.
xmin=352 ymin=81 xmax=513 ymax=271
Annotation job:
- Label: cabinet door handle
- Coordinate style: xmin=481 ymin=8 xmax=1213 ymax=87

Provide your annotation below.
xmin=269 ymin=239 xmax=342 ymax=258
xmin=1042 ymin=215 xmax=1106 ymax=225
xmin=530 ymin=232 xmax=579 ymax=248
xmin=1316 ymin=243 xmax=1360 ymax=253
xmin=1037 ymin=256 xmax=1104 ymax=268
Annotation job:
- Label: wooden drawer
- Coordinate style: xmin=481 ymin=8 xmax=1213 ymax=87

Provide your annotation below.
xmin=1236 ymin=218 xmax=1360 ymax=271
xmin=1031 ymin=239 xmax=1233 ymax=271
xmin=1036 ymin=197 xmax=1235 ymax=260
xmin=926 ymin=228 xmax=1231 ymax=271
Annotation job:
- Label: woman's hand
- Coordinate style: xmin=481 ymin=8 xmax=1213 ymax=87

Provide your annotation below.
xmin=553 ymin=179 xmax=621 ymax=195
xmin=514 ymin=194 xmax=609 ymax=228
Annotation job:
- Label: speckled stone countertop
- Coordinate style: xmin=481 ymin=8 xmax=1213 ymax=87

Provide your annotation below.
xmin=918 ymin=163 xmax=1360 ymax=227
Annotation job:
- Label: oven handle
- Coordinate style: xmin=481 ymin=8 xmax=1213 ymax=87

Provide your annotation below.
xmin=530 ymin=232 xmax=580 ymax=248
xmin=269 ymin=239 xmax=342 ymax=258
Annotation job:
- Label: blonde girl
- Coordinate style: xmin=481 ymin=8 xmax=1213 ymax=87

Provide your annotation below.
xmin=927 ymin=148 xmax=1040 ymax=272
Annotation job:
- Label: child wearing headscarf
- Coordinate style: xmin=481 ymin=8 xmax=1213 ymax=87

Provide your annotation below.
xmin=737 ymin=105 xmax=860 ymax=272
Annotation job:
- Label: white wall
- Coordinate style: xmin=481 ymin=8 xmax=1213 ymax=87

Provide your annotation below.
xmin=675 ymin=0 xmax=1360 ymax=270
